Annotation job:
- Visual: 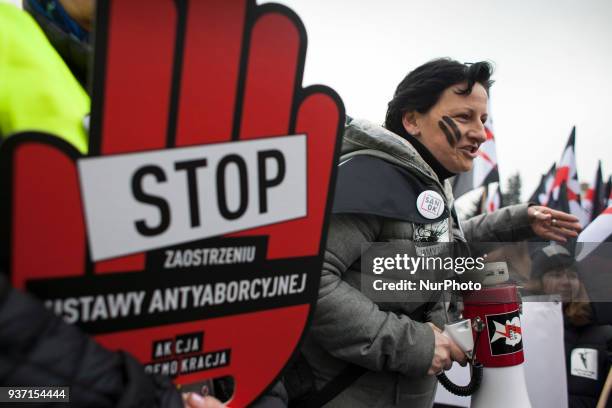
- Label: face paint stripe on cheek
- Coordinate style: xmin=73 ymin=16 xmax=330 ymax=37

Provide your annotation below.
xmin=438 ymin=120 xmax=456 ymax=147
xmin=441 ymin=115 xmax=462 ymax=142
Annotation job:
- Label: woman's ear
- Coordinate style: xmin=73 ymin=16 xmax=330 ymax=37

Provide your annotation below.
xmin=402 ymin=111 xmax=420 ymax=137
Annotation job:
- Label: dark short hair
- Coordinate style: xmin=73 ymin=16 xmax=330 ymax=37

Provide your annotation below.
xmin=385 ymin=58 xmax=494 ymax=138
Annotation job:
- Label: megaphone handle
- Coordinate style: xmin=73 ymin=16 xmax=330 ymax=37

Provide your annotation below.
xmin=436 ymin=317 xmax=486 ymax=397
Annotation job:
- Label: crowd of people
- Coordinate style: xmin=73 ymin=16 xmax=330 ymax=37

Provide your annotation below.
xmin=0 ymin=1 xmax=608 ymax=408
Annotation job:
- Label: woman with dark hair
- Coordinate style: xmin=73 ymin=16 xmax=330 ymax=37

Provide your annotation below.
xmin=385 ymin=59 xmax=495 ymax=175
xmin=292 ymin=58 xmax=582 ymax=408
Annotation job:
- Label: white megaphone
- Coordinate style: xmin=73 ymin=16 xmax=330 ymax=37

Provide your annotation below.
xmin=438 ymin=263 xmax=533 ymax=408
xmin=463 ymin=285 xmax=533 ymax=408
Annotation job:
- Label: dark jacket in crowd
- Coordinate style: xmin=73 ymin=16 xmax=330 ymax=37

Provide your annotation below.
xmin=0 ymin=273 xmax=184 ymax=407
xmin=565 ymin=320 xmax=612 ymax=408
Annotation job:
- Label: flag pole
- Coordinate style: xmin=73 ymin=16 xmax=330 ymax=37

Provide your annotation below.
xmin=596 ymin=366 xmax=612 ymax=408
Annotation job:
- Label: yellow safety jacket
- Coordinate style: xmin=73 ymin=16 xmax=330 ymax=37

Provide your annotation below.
xmin=0 ymin=2 xmax=89 ymax=153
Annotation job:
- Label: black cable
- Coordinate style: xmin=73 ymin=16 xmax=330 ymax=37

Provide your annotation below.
xmin=436 ymin=325 xmax=484 ymax=396
xmin=437 ymin=362 xmax=483 ymax=397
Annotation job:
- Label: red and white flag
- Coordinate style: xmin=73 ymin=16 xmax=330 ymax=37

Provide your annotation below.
xmin=576 ymin=206 xmax=612 ymax=261
xmin=583 ymin=161 xmax=605 ymax=223
xmin=583 ymin=182 xmax=595 ymax=220
xmin=548 ymin=180 xmax=571 ymax=215
xmin=452 ymin=99 xmax=499 ymax=197
xmin=549 ymin=127 xmax=588 ymax=226
xmin=529 ymin=163 xmax=556 ymax=205
xmin=484 ymin=183 xmax=502 ymax=213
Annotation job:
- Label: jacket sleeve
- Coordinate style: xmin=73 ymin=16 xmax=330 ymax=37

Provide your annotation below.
xmin=308 ymin=214 xmax=435 ymax=377
xmin=425 ymin=299 xmax=450 ymax=330
xmin=460 ymin=203 xmax=534 ymax=242
xmin=0 ymin=273 xmax=183 ymax=408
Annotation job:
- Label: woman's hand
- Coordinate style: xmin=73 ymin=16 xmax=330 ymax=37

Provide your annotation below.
xmin=426 ymin=323 xmax=467 ymax=375
xmin=183 ymin=393 xmax=226 ymax=408
xmin=528 ymin=205 xmax=582 ymax=242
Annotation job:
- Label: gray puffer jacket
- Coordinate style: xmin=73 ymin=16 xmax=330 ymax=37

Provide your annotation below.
xmin=301 ymin=118 xmax=534 ymax=408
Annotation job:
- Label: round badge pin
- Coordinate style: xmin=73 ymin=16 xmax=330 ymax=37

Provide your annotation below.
xmin=416 ymin=190 xmax=445 ymax=219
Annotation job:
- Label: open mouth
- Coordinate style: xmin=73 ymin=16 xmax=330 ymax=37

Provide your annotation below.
xmin=460 ymin=145 xmax=479 ymax=157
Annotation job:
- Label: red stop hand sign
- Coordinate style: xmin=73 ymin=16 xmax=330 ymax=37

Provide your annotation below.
xmin=0 ymin=0 xmax=343 ymax=405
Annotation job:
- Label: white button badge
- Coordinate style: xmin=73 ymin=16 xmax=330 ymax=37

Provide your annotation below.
xmin=416 ymin=190 xmax=445 ymax=220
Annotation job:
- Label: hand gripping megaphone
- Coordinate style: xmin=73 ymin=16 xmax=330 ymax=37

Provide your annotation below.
xmin=437 ymin=262 xmax=533 ymax=408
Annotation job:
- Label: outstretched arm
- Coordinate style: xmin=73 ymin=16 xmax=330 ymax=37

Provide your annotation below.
xmin=461 ymin=203 xmax=533 ymax=242
xmin=461 ymin=203 xmax=580 ymax=243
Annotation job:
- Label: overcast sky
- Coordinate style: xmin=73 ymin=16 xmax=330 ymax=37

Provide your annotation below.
xmin=265 ymin=0 xmax=612 ymax=200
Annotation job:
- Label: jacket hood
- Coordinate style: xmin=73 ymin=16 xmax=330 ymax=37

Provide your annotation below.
xmin=341 ymin=117 xmax=454 ymax=201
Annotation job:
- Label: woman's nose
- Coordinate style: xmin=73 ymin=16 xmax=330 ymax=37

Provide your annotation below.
xmin=468 ymin=123 xmax=487 ymax=144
